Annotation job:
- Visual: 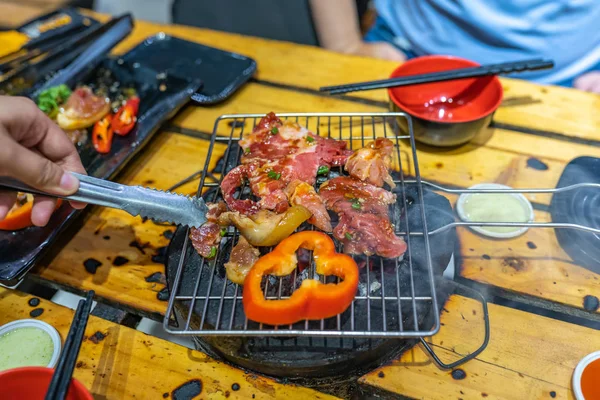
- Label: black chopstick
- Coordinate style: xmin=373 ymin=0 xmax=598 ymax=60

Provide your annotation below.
xmin=45 ymin=290 xmax=95 ymax=400
xmin=320 ymin=58 xmax=554 ymax=95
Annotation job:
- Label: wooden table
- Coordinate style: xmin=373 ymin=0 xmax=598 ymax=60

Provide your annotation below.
xmin=2 ymin=8 xmax=600 ymax=400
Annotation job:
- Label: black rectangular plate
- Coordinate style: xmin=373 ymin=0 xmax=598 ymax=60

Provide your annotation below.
xmin=128 ymin=34 xmax=256 ymax=105
xmin=0 ymin=35 xmax=202 ymax=283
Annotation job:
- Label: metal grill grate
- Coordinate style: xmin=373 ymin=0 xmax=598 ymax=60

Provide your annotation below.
xmin=164 ymin=112 xmax=440 ymax=338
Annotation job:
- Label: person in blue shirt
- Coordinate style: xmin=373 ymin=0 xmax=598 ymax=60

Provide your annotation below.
xmin=310 ymin=0 xmax=600 ymax=92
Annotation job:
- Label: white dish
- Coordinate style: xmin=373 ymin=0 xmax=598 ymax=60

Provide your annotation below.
xmin=0 ymin=319 xmax=61 ymax=370
xmin=456 ymin=183 xmax=534 ymax=239
xmin=573 ymin=350 xmax=600 ymax=400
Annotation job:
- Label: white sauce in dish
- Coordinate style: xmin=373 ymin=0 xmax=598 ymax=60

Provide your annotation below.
xmin=462 ymin=193 xmax=530 ymax=234
xmin=0 ymin=327 xmax=54 ymax=371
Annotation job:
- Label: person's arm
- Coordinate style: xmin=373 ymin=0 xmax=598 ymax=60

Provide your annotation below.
xmin=309 ymin=0 xmax=405 ymax=61
xmin=0 ymin=96 xmax=86 ymax=226
xmin=574 ymin=71 xmax=600 ymax=94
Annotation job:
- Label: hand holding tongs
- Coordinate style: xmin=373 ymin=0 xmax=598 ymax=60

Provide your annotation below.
xmin=0 ymin=173 xmax=208 ymax=228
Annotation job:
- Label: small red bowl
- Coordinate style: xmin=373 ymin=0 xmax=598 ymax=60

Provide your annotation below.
xmin=388 ymin=55 xmax=503 ymax=146
xmin=0 ymin=367 xmax=93 ymax=400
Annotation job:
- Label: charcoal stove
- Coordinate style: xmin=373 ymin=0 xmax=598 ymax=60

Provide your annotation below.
xmin=163 ymin=113 xmax=490 ymax=385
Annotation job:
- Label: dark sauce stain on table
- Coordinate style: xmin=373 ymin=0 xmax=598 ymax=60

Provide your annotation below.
xmin=231 ymin=383 xmax=240 ymax=391
xmin=29 ymin=308 xmax=44 ymax=317
xmin=152 ymin=246 xmax=168 ymax=264
xmin=550 ymin=391 xmax=556 ymax=398
xmin=526 ymin=157 xmax=549 ymax=171
xmin=129 ymin=240 xmax=150 ymax=255
xmin=377 ymin=371 xmax=385 ymax=378
xmin=527 ymin=241 xmax=537 ymax=249
xmin=435 ymin=162 xmax=443 ymax=169
xmin=76 ymin=361 xmax=86 ymax=368
xmin=172 ymin=379 xmax=202 ymax=400
xmin=503 ymin=257 xmax=525 ymax=271
xmin=163 ymin=230 xmax=175 ymax=240
xmin=28 ymin=298 xmax=40 ymax=307
xmin=482 ymin=254 xmax=491 ymax=260
xmin=103 ymin=235 xmax=111 ymax=240
xmin=157 ymin=287 xmax=170 ymax=301
xmin=145 ymin=272 xmax=166 ymax=284
xmin=112 ymin=256 xmax=130 ymax=266
xmin=225 ymin=391 xmax=230 ymax=398
xmin=89 ymin=331 xmax=107 ymax=344
xmin=451 ymin=369 xmax=466 ymax=380
xmin=481 ymin=393 xmax=488 ymax=398
xmin=143 ymin=180 xmax=156 ymax=185
xmin=163 ymin=393 xmax=169 ymax=398
xmin=84 ymin=258 xmax=102 ymax=274
xmin=583 ymin=295 xmax=600 ymax=312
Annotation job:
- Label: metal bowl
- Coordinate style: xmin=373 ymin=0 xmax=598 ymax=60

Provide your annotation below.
xmin=388 ymin=55 xmax=503 ymax=147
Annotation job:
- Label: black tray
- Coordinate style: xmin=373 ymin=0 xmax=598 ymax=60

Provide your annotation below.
xmin=0 ymin=37 xmax=202 ymax=283
xmin=550 ymin=156 xmax=600 ymax=273
xmin=128 ymin=34 xmax=256 ymax=105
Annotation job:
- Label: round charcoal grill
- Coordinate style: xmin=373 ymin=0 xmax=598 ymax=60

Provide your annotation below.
xmin=162 ymin=113 xmax=493 ymax=388
xmin=165 ymin=184 xmax=456 ymax=381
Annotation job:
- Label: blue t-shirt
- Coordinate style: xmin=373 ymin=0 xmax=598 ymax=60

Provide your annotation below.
xmin=371 ymin=0 xmax=600 ymax=85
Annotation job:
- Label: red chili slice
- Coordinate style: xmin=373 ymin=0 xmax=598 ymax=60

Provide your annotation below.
xmin=113 ymin=96 xmax=140 ymax=136
xmin=92 ymin=115 xmax=114 ymax=154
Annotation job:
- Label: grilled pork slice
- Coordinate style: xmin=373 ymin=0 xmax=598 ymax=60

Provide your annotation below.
xmin=224 ymin=236 xmax=260 ymax=285
xmin=320 ymin=177 xmax=406 ymax=258
xmin=285 ymin=180 xmax=332 ymax=232
xmin=345 ymin=138 xmax=395 ymax=188
xmin=221 ymin=112 xmax=353 ymax=216
xmin=189 ymin=202 xmax=227 ymax=258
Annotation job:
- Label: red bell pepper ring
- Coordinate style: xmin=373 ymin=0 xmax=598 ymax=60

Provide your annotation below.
xmin=0 ymin=197 xmax=62 ymax=231
xmin=243 ymin=231 xmax=359 ymax=325
xmin=113 ymin=96 xmax=139 ymax=136
xmin=92 ymin=115 xmax=114 ymax=154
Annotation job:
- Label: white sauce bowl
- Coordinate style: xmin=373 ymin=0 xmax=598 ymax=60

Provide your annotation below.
xmin=0 ymin=319 xmax=62 ymax=370
xmin=456 ymin=183 xmax=534 ymax=239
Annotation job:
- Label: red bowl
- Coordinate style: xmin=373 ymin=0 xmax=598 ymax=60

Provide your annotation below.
xmin=0 ymin=367 xmax=93 ymax=400
xmin=388 ymin=55 xmax=503 ymax=146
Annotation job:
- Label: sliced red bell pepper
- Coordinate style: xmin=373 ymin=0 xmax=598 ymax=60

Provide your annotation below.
xmin=113 ymin=96 xmax=139 ymax=136
xmin=243 ymin=231 xmax=359 ymax=325
xmin=92 ymin=115 xmax=114 ymax=154
xmin=0 ymin=197 xmax=62 ymax=231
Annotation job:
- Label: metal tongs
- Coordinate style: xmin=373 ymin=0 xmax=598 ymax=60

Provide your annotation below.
xmin=0 ymin=173 xmax=209 ymax=228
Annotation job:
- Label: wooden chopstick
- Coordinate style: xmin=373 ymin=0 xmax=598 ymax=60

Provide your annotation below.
xmin=320 ymin=58 xmax=554 ymax=95
xmin=44 ymin=290 xmax=95 ymax=400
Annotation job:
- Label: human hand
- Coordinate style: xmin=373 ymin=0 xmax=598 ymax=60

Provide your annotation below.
xmin=352 ymin=41 xmax=407 ymax=62
xmin=574 ymin=71 xmax=600 ymax=94
xmin=0 ymin=96 xmax=86 ymax=227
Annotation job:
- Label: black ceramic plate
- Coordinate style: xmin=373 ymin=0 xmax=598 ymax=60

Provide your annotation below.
xmin=550 ymin=156 xmax=600 ymax=273
xmin=0 ymin=38 xmax=202 ymax=283
xmin=126 ymin=34 xmax=256 ymax=105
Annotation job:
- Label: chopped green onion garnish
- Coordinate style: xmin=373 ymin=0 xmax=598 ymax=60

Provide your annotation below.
xmin=220 ymin=228 xmax=227 ymax=237
xmin=267 ymin=170 xmax=281 ymax=180
xmin=351 ymin=200 xmax=361 ymax=210
xmin=207 ymin=246 xmax=217 ymax=258
xmin=305 ymin=135 xmax=315 ymax=143
xmin=344 ymin=232 xmax=353 ymax=240
xmin=271 ymin=127 xmax=279 ymax=135
xmin=317 ymin=166 xmax=329 ymax=175
xmin=244 ymin=147 xmax=251 ymax=154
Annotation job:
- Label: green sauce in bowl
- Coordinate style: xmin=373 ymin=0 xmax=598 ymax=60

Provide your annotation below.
xmin=0 ymin=327 xmax=54 ymax=371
